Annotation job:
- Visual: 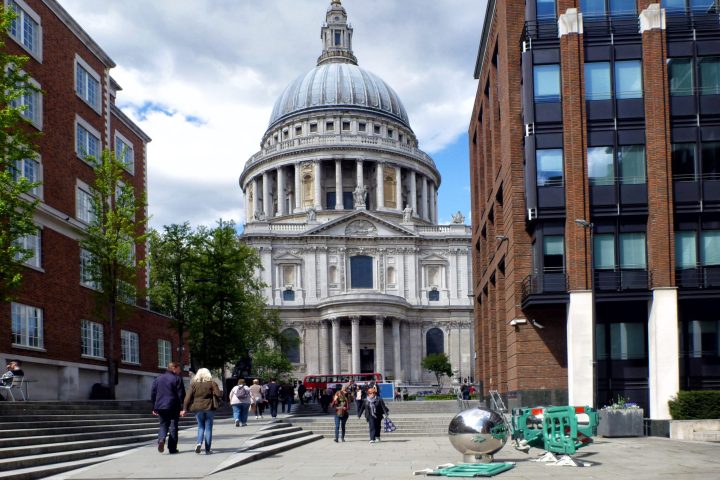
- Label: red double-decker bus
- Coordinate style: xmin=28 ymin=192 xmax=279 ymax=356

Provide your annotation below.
xmin=302 ymin=372 xmax=382 ymax=390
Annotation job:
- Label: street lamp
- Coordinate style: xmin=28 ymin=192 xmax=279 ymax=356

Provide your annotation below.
xmin=575 ymin=218 xmax=597 ymax=409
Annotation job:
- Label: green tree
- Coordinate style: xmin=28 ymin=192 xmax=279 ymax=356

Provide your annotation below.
xmin=0 ymin=6 xmax=41 ymax=301
xmin=80 ymin=149 xmax=147 ymax=399
xmin=422 ymin=353 xmax=453 ymax=390
xmin=148 ymin=222 xmax=194 ymax=368
xmin=251 ymin=345 xmax=294 ymax=381
xmin=187 ymin=220 xmax=281 ymax=374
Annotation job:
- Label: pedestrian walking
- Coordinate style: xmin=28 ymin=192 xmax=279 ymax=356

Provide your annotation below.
xmin=249 ymin=378 xmax=266 ymax=419
xmin=297 ymin=382 xmax=306 ymax=405
xmin=150 ymin=362 xmax=186 ymax=454
xmin=229 ymin=378 xmax=252 ymax=427
xmin=183 ymin=368 xmax=221 ymax=454
xmin=357 ymin=387 xmax=389 ymax=443
xmin=266 ymin=378 xmax=280 ymax=418
xmin=330 ymin=386 xmax=350 ymax=442
xmin=354 ymin=383 xmax=364 ymax=412
xmin=280 ymin=382 xmax=294 ymax=413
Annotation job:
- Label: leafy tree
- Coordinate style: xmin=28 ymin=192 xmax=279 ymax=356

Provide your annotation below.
xmin=251 ymin=345 xmax=294 ymax=381
xmin=422 ymin=353 xmax=453 ymax=391
xmin=80 ymin=149 xmax=147 ymax=399
xmin=148 ymin=223 xmax=194 ymax=368
xmin=0 ymin=6 xmax=41 ymax=301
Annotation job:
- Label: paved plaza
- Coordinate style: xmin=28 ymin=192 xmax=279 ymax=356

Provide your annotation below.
xmin=48 ymin=414 xmax=720 ymax=480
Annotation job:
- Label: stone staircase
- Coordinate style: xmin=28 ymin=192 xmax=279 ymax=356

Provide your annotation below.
xmin=0 ymin=401 xmax=210 ymax=480
xmin=288 ymin=400 xmax=461 ymax=439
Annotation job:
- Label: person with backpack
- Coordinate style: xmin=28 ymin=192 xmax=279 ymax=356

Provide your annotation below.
xmin=229 ymin=379 xmax=251 ymax=427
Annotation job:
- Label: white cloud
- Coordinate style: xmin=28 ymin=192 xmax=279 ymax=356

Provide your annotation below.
xmin=58 ymin=0 xmax=486 ymax=229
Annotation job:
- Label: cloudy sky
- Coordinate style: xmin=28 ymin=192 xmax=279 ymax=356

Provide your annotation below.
xmin=58 ymin=0 xmax=486 ymax=230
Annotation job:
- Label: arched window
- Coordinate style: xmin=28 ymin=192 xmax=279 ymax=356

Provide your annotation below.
xmin=281 ymin=328 xmax=300 ymax=363
xmin=350 ymin=255 xmax=373 ymax=289
xmin=426 ymin=327 xmax=444 ymax=355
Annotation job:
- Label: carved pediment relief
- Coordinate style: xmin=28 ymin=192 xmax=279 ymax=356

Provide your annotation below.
xmin=345 ymin=220 xmax=377 ymax=237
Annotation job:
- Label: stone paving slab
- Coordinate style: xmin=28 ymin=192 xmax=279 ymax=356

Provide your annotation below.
xmin=49 ymin=413 xmax=720 ymax=480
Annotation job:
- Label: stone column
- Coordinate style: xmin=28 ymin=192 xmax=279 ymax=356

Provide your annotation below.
xmin=277 ymin=167 xmax=286 ymax=216
xmin=429 ymin=182 xmax=436 ymax=223
xmin=356 ymin=159 xmax=364 ymax=187
xmin=421 ymin=176 xmax=428 ymax=221
xmin=332 ymin=318 xmax=341 ymax=374
xmin=262 ymin=171 xmax=271 ymax=217
xmin=376 ymin=161 xmax=385 ymax=209
xmin=319 ymin=320 xmax=330 ymax=374
xmin=395 ymin=166 xmax=403 ymax=212
xmin=351 ymin=316 xmax=360 ymax=373
xmin=410 ymin=170 xmax=417 ymax=216
xmin=314 ymin=160 xmax=322 ymax=210
xmin=294 ymin=163 xmax=301 ymax=212
xmin=252 ymin=178 xmax=259 ymax=219
xmin=567 ymin=291 xmax=594 ymax=407
xmin=392 ymin=318 xmax=401 ymax=381
xmin=648 ymin=288 xmax=679 ymax=419
xmin=375 ymin=316 xmax=385 ymax=377
xmin=335 ymin=159 xmax=343 ymax=210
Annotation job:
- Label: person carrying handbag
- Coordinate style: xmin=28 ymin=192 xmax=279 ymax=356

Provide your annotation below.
xmin=249 ymin=378 xmax=266 ymax=419
xmin=183 ymin=368 xmax=221 ymax=454
xmin=330 ymin=386 xmax=350 ymax=442
xmin=357 ymin=387 xmax=389 ymax=444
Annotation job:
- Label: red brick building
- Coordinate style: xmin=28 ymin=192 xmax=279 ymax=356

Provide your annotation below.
xmin=1 ymin=0 xmax=180 ymax=400
xmin=470 ymin=0 xmax=720 ymax=419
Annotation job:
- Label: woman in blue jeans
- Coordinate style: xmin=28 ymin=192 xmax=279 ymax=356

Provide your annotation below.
xmin=330 ymin=387 xmax=350 ymax=442
xmin=229 ymin=378 xmax=252 ymax=426
xmin=183 ymin=368 xmax=221 ymax=454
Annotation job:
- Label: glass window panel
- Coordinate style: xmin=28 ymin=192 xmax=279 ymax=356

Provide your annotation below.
xmin=701 ymin=230 xmax=720 ymax=265
xmin=672 ymin=143 xmax=697 ymax=180
xmin=610 ymin=323 xmax=646 ymax=360
xmin=701 ymin=141 xmax=720 ymax=179
xmin=536 ymin=0 xmax=557 ymax=18
xmin=662 ymin=0 xmax=686 ymax=10
xmin=618 ymin=145 xmax=646 ymax=184
xmin=536 ymin=149 xmax=563 ymax=186
xmin=543 ymin=235 xmax=564 ymax=270
xmin=594 ymin=233 xmax=616 ymax=270
xmin=596 ymin=324 xmax=607 ymax=360
xmin=615 ymin=61 xmax=643 ymax=99
xmin=619 ymin=232 xmax=647 ymax=269
xmin=588 ymin=146 xmax=614 ymax=185
xmin=426 ymin=328 xmax=444 ymax=355
xmin=581 ymin=0 xmax=606 ymax=16
xmin=699 ymin=57 xmax=720 ymax=96
xmin=690 ymin=0 xmax=716 ymax=12
xmin=350 ymin=255 xmax=373 ymax=288
xmin=533 ymin=64 xmax=561 ymax=103
xmin=610 ymin=0 xmax=636 ymax=15
xmin=281 ymin=329 xmax=300 ymax=363
xmin=669 ymin=58 xmax=694 ymax=96
xmin=676 ymin=231 xmax=698 ymax=269
xmin=585 ymin=62 xmax=612 ymax=100
xmin=688 ymin=320 xmax=720 ymax=358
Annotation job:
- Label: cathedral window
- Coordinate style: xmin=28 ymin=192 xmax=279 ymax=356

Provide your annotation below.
xmin=359 ymin=122 xmax=366 ymax=132
xmin=386 ymin=266 xmax=396 ymax=287
xmin=310 ymin=123 xmax=318 ymax=133
xmin=281 ymin=328 xmax=300 ymax=363
xmin=326 ymin=121 xmax=335 ymax=131
xmin=342 ymin=121 xmax=351 ymax=131
xmin=334 ymin=30 xmax=341 ymax=46
xmin=428 ymin=288 xmax=440 ymax=301
xmin=350 ymin=255 xmax=373 ymax=289
xmin=387 ymin=128 xmax=394 ymax=138
xmin=374 ymin=125 xmax=381 ymax=135
xmin=426 ymin=328 xmax=444 ymax=355
xmin=295 ymin=126 xmax=302 ymax=136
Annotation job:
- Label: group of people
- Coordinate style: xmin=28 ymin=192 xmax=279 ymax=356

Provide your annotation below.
xmin=330 ymin=383 xmax=390 ymax=444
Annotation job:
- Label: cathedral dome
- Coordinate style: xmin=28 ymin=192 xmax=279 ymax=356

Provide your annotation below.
xmin=268 ymin=63 xmax=410 ymax=129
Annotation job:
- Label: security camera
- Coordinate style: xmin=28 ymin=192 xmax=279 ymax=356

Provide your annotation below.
xmin=532 ymin=320 xmax=545 ymax=329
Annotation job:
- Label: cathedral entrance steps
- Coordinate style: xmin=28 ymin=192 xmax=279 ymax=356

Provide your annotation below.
xmin=288 ymin=413 xmax=455 ymax=438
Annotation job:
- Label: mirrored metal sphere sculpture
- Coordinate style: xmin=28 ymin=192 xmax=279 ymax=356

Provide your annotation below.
xmin=448 ymin=407 xmax=508 ymax=463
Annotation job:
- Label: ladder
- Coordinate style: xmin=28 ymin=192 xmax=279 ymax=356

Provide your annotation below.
xmin=489 ymin=390 xmax=529 ymax=452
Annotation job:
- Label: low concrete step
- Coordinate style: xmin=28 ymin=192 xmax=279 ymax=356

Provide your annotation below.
xmin=694 ymin=431 xmax=720 ymax=442
xmin=0 ymin=417 xmax=195 ymax=432
xmin=211 ymin=433 xmax=324 ymax=474
xmin=240 ymin=430 xmax=315 ymax=450
xmin=0 ymin=443 xmax=142 ymax=472
xmin=0 ymin=454 xmax=112 ymax=480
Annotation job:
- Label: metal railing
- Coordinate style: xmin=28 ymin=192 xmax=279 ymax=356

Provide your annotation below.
xmin=676 ymin=266 xmax=720 ymax=289
xmin=521 ymin=271 xmax=568 ymax=298
xmin=594 ymin=269 xmax=650 ymax=291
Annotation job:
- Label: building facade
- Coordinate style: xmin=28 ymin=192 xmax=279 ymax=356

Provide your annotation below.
xmin=470 ymin=0 xmax=720 ymax=419
xmin=240 ymin=0 xmax=474 ymax=384
xmin=0 ymin=0 xmax=179 ymax=400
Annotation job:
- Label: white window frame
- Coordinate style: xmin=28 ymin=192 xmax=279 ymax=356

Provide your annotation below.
xmin=81 ymin=319 xmax=104 ymax=359
xmin=158 ymin=339 xmax=172 ymax=368
xmin=13 ymin=155 xmax=42 ymax=198
xmin=15 ymin=227 xmax=41 ymax=270
xmin=6 ymin=0 xmax=43 ymax=62
xmin=11 ymin=302 xmax=44 ymax=349
xmin=80 ymin=248 xmax=99 ymax=290
xmin=114 ymin=131 xmax=134 ymax=174
xmin=74 ymin=55 xmax=101 ymax=113
xmin=121 ymin=330 xmax=140 ymax=364
xmin=75 ymin=115 xmax=101 ymax=161
xmin=76 ymin=180 xmax=95 ymax=224
xmin=9 ymin=73 xmax=42 ymax=130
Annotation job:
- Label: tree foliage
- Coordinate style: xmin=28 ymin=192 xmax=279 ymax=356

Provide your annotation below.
xmin=80 ymin=149 xmax=147 ymax=399
xmin=0 ymin=6 xmax=41 ymax=301
xmin=422 ymin=353 xmax=453 ymax=389
xmin=251 ymin=345 xmax=294 ymax=381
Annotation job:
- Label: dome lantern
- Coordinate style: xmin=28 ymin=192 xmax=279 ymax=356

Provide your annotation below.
xmin=318 ymin=0 xmax=357 ymax=66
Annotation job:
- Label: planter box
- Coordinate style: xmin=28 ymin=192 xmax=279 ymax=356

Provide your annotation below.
xmin=598 ymin=409 xmax=644 ymax=437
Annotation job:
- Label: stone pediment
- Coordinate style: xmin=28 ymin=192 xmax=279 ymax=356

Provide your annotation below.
xmin=273 ymin=252 xmax=303 ymax=263
xmin=420 ymin=253 xmax=448 ymax=263
xmin=304 ymin=211 xmax=418 ymax=238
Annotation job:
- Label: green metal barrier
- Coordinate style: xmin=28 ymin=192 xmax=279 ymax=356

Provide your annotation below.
xmin=511 ymin=405 xmax=598 ymax=456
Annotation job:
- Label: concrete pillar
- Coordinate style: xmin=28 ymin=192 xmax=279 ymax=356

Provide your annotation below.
xmin=277 ymin=167 xmax=286 ymax=216
xmin=410 ymin=171 xmax=417 ymax=216
xmin=319 ymin=320 xmax=330 ymax=374
xmin=429 ymin=182 xmax=436 ymax=223
xmin=351 ymin=316 xmax=360 ymax=373
xmin=356 ymin=159 xmax=364 ymax=187
xmin=314 ymin=161 xmax=322 ymax=210
xmin=262 ymin=171 xmax=271 ymax=217
xmin=332 ymin=318 xmax=341 ymax=374
xmin=567 ymin=291 xmax=595 ymax=407
xmin=252 ymin=178 xmax=260 ymax=220
xmin=294 ymin=163 xmax=301 ymax=212
xmin=376 ymin=162 xmax=384 ymax=209
xmin=392 ymin=318 xmax=402 ymax=381
xmin=395 ymin=166 xmax=403 ymax=212
xmin=421 ymin=176 xmax=428 ymax=220
xmin=375 ymin=316 xmax=385 ymax=377
xmin=335 ymin=159 xmax=343 ymax=210
xmin=648 ymin=288 xmax=679 ymax=419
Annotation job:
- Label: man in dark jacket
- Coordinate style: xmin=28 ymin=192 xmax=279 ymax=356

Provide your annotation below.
xmin=151 ymin=362 xmax=186 ymax=454
xmin=266 ymin=378 xmax=281 ymax=418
